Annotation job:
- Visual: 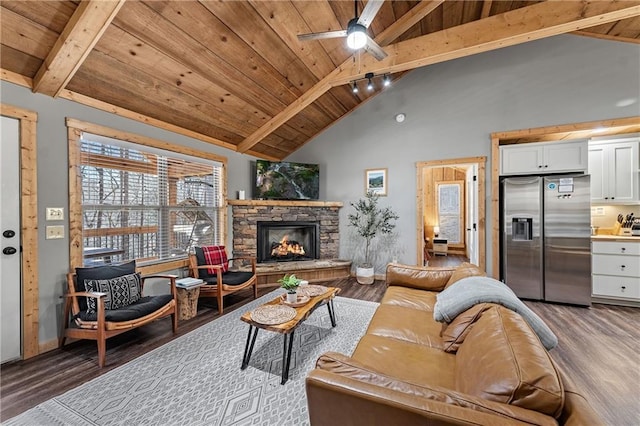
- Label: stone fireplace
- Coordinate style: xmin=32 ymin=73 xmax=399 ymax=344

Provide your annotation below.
xmin=229 ymin=200 xmax=342 ymax=262
xmin=257 ymin=221 xmax=320 ymax=263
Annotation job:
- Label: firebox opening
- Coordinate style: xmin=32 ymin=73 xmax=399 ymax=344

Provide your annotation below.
xmin=257 ymin=221 xmax=319 ymax=263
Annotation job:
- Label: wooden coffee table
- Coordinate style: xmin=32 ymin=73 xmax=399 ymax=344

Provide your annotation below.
xmin=240 ymin=286 xmax=340 ymax=384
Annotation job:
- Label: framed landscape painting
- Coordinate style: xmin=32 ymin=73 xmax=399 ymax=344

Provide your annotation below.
xmin=365 ymin=168 xmax=387 ymax=196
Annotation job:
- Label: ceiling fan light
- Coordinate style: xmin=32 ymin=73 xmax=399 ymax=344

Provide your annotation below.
xmin=383 ymin=74 xmax=391 ymax=87
xmin=352 ymin=82 xmax=359 ymax=93
xmin=346 ymin=22 xmax=367 ymax=50
xmin=367 ymin=78 xmax=373 ymax=91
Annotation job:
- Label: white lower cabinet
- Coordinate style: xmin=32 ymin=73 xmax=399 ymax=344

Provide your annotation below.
xmin=592 ymin=275 xmax=640 ymax=300
xmin=592 ymin=241 xmax=640 ymax=304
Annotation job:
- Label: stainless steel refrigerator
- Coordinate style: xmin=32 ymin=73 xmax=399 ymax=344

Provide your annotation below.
xmin=501 ymin=174 xmax=591 ymax=306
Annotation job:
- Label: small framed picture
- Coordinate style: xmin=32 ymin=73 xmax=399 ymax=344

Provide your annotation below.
xmin=365 ymin=168 xmax=388 ymax=196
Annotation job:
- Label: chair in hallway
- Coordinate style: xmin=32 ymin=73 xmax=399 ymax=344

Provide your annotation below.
xmin=189 ymin=246 xmax=258 ymax=314
xmin=60 ymin=260 xmax=178 ymax=367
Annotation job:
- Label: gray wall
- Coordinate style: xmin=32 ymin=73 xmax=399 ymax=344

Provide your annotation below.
xmin=1 ymin=33 xmax=639 ymax=348
xmin=0 ymin=81 xmax=257 ymax=345
xmin=287 ymin=34 xmax=640 ymax=274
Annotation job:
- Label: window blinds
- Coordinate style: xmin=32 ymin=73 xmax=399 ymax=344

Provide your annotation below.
xmin=80 ymin=133 xmax=224 ymax=266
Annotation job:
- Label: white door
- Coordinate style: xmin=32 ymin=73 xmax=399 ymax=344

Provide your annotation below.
xmin=465 ymin=165 xmax=479 ymax=265
xmin=1 ymin=115 xmax=22 ymax=363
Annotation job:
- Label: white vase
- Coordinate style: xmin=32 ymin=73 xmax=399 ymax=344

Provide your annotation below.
xmin=356 ymin=266 xmax=375 ymax=285
xmin=286 ymin=291 xmax=298 ymax=303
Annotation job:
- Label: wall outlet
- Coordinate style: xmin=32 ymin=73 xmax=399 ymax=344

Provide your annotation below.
xmin=46 ymin=207 xmax=64 ymax=221
xmin=45 ymin=225 xmax=64 ymax=239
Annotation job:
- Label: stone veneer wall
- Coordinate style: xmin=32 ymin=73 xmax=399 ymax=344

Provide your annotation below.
xmin=230 ymin=201 xmax=342 ymax=262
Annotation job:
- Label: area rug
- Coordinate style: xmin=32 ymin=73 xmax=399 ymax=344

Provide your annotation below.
xmin=5 ymin=291 xmax=378 ymax=426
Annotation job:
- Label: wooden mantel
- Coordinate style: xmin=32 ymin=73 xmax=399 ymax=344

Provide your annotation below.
xmin=228 ymin=200 xmax=343 ymax=208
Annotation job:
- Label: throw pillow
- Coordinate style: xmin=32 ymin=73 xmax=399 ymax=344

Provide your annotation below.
xmin=444 ymin=262 xmax=485 ymax=290
xmin=441 ymin=303 xmax=492 ymax=353
xmin=201 ymin=245 xmax=229 ymax=274
xmin=84 ymin=272 xmax=142 ymax=313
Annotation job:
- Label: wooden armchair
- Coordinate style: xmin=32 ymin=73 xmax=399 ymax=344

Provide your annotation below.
xmin=60 ymin=260 xmax=178 ymax=367
xmin=189 ymin=246 xmax=258 ymax=314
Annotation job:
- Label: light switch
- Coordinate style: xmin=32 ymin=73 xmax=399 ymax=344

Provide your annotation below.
xmin=46 ymin=207 xmax=64 ymax=221
xmin=46 ymin=225 xmax=64 ymax=239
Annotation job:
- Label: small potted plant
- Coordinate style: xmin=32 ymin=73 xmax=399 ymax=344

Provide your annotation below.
xmin=278 ymin=274 xmax=301 ymax=303
xmin=348 ymin=191 xmax=399 ymax=284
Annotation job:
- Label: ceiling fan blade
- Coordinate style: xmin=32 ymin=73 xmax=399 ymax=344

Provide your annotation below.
xmin=357 ymin=0 xmax=385 ymax=28
xmin=297 ymin=30 xmax=347 ymax=42
xmin=363 ymin=36 xmax=388 ymax=61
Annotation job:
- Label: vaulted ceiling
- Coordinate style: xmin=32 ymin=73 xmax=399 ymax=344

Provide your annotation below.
xmin=2 ymin=1 xmax=639 ymax=160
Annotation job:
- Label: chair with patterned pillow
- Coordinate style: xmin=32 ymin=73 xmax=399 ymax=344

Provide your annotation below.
xmin=60 ymin=260 xmax=178 ymax=367
xmin=189 ymin=246 xmax=258 ymax=314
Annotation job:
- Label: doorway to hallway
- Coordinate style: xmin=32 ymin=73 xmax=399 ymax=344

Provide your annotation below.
xmin=416 ymin=156 xmax=486 ymax=270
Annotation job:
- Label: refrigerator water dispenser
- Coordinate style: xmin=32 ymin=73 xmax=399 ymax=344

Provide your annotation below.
xmin=512 ymin=218 xmax=532 ymax=241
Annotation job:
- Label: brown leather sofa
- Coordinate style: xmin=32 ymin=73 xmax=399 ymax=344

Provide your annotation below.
xmin=306 ymin=263 xmax=603 ymax=425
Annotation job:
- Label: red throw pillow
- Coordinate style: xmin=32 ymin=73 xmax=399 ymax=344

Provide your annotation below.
xmin=202 ymin=246 xmax=229 ymax=274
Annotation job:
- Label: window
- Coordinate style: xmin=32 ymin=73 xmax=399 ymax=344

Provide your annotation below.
xmin=436 ymin=181 xmax=463 ymax=244
xmin=78 ymin=132 xmax=224 ymax=266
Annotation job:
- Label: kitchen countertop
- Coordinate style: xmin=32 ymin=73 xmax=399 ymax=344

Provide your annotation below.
xmin=592 ymin=234 xmax=640 ymax=241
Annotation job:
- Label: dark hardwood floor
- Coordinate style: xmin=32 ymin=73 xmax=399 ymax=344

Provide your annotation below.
xmin=2 ymin=277 xmax=639 ymax=425
xmin=427 ymin=254 xmax=468 ymax=267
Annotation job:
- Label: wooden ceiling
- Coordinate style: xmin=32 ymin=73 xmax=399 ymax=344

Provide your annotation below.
xmin=2 ymin=1 xmax=639 ymax=160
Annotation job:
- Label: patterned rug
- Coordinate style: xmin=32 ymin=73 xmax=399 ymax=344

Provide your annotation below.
xmin=5 ymin=291 xmax=378 ymax=426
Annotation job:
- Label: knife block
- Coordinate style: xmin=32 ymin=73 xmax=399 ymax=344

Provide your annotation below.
xmin=613 ymin=222 xmax=622 ymax=235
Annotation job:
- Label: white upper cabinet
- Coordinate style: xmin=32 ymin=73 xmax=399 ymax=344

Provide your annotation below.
xmin=500 ymin=140 xmax=588 ymax=175
xmin=588 ymin=137 xmax=639 ymax=204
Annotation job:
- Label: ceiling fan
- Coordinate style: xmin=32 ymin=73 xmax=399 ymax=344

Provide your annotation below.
xmin=297 ymin=0 xmax=388 ymax=61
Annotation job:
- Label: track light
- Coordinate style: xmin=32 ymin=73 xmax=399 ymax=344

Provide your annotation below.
xmin=349 ymin=72 xmax=392 ymax=95
xmin=365 ymin=72 xmax=374 ymax=91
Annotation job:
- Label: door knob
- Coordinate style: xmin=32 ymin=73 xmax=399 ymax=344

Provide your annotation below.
xmin=2 ymin=247 xmax=17 ymax=255
xmin=2 ymin=230 xmax=15 ymax=238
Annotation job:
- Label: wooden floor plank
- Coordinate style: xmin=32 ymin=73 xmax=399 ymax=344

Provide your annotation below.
xmin=1 ymin=277 xmax=638 ymax=425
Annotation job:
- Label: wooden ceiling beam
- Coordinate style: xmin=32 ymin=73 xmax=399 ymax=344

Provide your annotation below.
xmin=32 ymin=0 xmax=125 ymax=97
xmin=480 ymin=1 xmax=493 ymax=19
xmin=331 ymin=0 xmax=640 ymax=85
xmin=572 ymin=30 xmax=640 ymax=44
xmin=357 ymin=2 xmax=640 ymax=80
xmin=237 ymin=0 xmax=445 ymax=154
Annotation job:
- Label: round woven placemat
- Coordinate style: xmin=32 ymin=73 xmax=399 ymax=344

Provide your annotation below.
xmin=299 ymin=285 xmax=328 ymax=297
xmin=250 ymin=304 xmax=297 ymax=325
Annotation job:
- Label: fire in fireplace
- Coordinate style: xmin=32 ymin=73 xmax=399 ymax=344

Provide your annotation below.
xmin=257 ymin=221 xmax=319 ymax=263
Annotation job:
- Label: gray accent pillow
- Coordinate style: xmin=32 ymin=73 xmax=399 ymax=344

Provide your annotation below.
xmin=84 ymin=272 xmax=142 ymax=313
xmin=434 ymin=276 xmax=558 ymax=350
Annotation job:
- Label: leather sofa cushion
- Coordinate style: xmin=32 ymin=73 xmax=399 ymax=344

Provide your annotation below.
xmin=455 ymin=306 xmax=564 ymax=418
xmin=380 ymin=286 xmax=438 ymax=312
xmin=386 ymin=264 xmax=454 ymax=291
xmin=314 ymin=352 xmax=557 ymax=426
xmin=441 ymin=303 xmax=493 ymax=353
xmin=352 ymin=334 xmax=455 ymax=389
xmin=444 ymin=262 xmax=485 ymax=289
xmin=366 ymin=304 xmax=443 ymax=349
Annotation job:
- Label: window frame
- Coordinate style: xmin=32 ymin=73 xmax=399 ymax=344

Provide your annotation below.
xmin=67 ymin=119 xmax=228 ymax=273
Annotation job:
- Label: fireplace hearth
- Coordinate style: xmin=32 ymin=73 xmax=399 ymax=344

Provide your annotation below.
xmin=257 ymin=221 xmax=319 ymax=263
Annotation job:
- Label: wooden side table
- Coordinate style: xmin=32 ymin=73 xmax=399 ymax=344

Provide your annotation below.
xmin=176 ymin=286 xmax=201 ymax=320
